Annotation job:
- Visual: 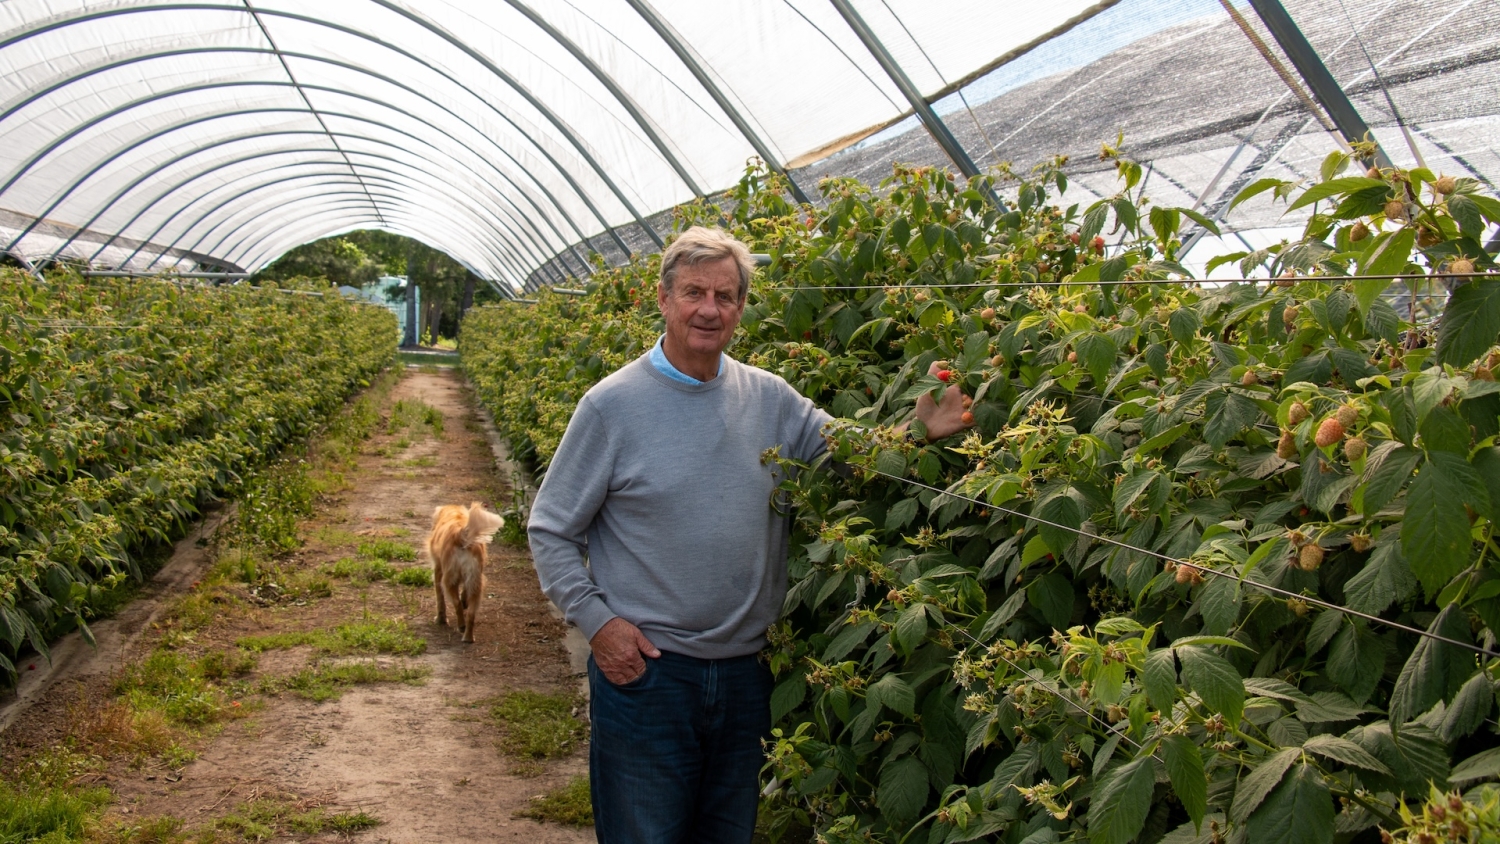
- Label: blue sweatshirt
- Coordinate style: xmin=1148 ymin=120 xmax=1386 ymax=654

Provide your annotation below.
xmin=527 ymin=353 xmax=831 ymax=658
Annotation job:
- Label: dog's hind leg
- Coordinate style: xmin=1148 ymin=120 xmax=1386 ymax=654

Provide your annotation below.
xmin=434 ymin=569 xmax=448 ymax=627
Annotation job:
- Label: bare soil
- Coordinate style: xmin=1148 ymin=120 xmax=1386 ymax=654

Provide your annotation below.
xmin=0 ymin=368 xmax=595 ymax=843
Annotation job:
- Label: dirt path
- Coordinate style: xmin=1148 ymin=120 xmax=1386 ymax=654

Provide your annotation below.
xmin=0 ymin=368 xmax=596 ymax=843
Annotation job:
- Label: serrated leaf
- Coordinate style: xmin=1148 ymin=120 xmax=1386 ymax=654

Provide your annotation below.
xmin=978 ymin=589 xmax=1027 ymax=641
xmin=1301 ymin=735 xmax=1391 ymax=775
xmin=1287 ymin=177 xmax=1388 ymax=212
xmin=1450 ymin=747 xmax=1500 ymax=786
xmin=771 ymin=674 xmax=808 ymax=723
xmin=869 ymin=672 xmax=916 ymax=718
xmin=1197 ymin=576 xmax=1241 ymax=636
xmin=1436 ymin=279 xmax=1500 ymax=369
xmin=1027 ymin=571 xmax=1073 ymax=631
xmin=1228 ymin=178 xmax=1294 ymax=213
xmin=1245 ymin=763 xmax=1334 ymax=844
xmin=1204 ymin=391 xmax=1260 ymax=449
xmin=1343 ymin=542 xmax=1418 ymax=615
xmin=1305 ymin=610 xmax=1343 ymax=659
xmin=1358 ymin=444 xmax=1419 ymax=517
xmin=1230 ymin=747 xmax=1301 ymax=823
xmin=1325 ymin=621 xmax=1387 ymax=705
xmin=1354 ymin=228 xmax=1415 ymax=312
xmin=1169 ymin=308 xmax=1201 ymax=346
xmin=1077 ymin=332 xmax=1116 ymax=386
xmin=1036 ymin=494 xmax=1082 ymax=559
xmin=1178 ymin=645 xmax=1244 ymax=725
xmin=1440 ymin=670 xmax=1493 ymax=742
xmin=895 ymin=603 xmax=929 ymax=654
xmin=1087 ymin=754 xmax=1156 ymax=844
xmin=1163 ymin=734 xmax=1207 ymax=831
xmin=1143 ymin=648 xmax=1177 ymax=712
xmin=1401 ymin=452 xmax=1487 ymax=597
xmin=877 ymin=755 xmax=929 ymax=826
xmin=886 ymin=497 xmax=919 ymax=532
xmin=1389 ymin=603 xmax=1471 ymax=724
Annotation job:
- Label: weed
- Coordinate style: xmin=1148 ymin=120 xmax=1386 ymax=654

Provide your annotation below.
xmin=515 ymin=776 xmax=592 ymax=826
xmin=499 ymin=470 xmax=530 ymax=547
xmin=356 ymin=539 xmax=416 ymax=562
xmin=309 ymin=526 xmax=359 ymax=547
xmin=490 ymin=691 xmax=586 ymax=763
xmin=391 ymin=566 xmax=433 ymax=587
xmin=235 ymin=632 xmax=318 ymax=653
xmin=160 ymin=743 xmax=198 ymax=770
xmin=100 ymin=814 xmax=187 ymax=843
xmin=215 ymin=797 xmax=382 ymax=841
xmin=115 ymin=650 xmax=243 ymax=726
xmin=387 ymin=399 xmax=444 ymax=439
xmin=401 ymin=455 xmax=438 ymax=468
xmin=197 ymin=650 xmax=257 ymax=680
xmin=236 ymin=616 xmax=423 ymax=656
xmin=261 ymin=661 xmax=428 ymax=702
xmin=0 ymin=779 xmax=112 ymax=842
xmin=324 ymin=557 xmax=396 ymax=582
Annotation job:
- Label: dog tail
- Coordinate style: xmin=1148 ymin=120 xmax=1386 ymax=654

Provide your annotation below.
xmin=461 ymin=502 xmax=505 ymax=547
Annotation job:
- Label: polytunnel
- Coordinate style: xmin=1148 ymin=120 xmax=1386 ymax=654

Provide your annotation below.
xmin=1 ymin=0 xmax=1496 ymax=295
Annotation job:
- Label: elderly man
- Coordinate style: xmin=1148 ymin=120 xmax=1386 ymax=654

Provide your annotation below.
xmin=528 ymin=226 xmax=968 ymax=844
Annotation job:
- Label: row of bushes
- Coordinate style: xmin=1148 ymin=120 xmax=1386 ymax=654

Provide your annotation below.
xmin=0 ymin=272 xmax=395 ymax=677
xmin=462 ymin=154 xmax=1500 ymax=844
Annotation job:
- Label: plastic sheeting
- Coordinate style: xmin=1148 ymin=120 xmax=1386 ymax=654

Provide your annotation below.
xmin=0 ymin=0 xmax=1114 ymax=289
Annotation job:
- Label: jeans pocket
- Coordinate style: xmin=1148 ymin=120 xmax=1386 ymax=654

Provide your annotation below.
xmin=603 ymin=659 xmax=652 ymax=690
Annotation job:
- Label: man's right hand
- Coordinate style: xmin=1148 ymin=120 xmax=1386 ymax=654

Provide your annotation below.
xmin=590 ymin=617 xmax=661 ymax=685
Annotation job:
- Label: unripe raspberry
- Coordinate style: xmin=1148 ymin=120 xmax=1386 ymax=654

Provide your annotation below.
xmin=1349 ymin=221 xmax=1369 ymax=242
xmin=1241 ymin=370 xmax=1258 ymax=387
xmin=1344 ymin=436 xmax=1367 ymax=462
xmin=1283 ymin=305 xmax=1299 ymax=325
xmin=960 ymin=411 xmax=975 ymax=425
xmin=980 ymin=307 xmax=996 ymax=320
xmin=1350 ymin=532 xmax=1372 ymax=553
xmin=1384 ymin=200 xmax=1407 ymax=222
xmin=1476 ymin=366 xmax=1495 ymax=382
xmin=1450 ymin=257 xmax=1475 ymax=275
xmin=1366 ymin=166 xmax=1382 ymax=179
xmin=1286 ymin=598 xmax=1309 ymax=617
xmin=1074 ymin=303 xmax=1088 ymax=314
xmin=914 ymin=291 xmax=929 ymax=302
xmin=990 ymin=354 xmax=1004 ymax=367
xmin=1336 ymin=404 xmax=1357 ymax=430
xmin=1288 ymin=401 xmax=1310 ymax=425
xmin=1298 ymin=543 xmax=1325 ymax=571
xmin=887 ymin=589 xmax=903 ymax=604
xmin=1175 ymin=564 xmax=1194 ymax=584
xmin=1277 ymin=430 xmax=1298 ymax=459
xmin=1315 ymin=417 xmax=1346 ymax=448
xmin=1417 ymin=226 xmax=1442 ymax=248
xmin=1276 ymin=271 xmax=1296 ymax=288
xmin=1156 ymin=306 xmax=1172 ymax=323
xmin=1434 ymin=175 xmax=1457 ymax=195
xmin=1067 ymin=350 xmax=1078 ymax=363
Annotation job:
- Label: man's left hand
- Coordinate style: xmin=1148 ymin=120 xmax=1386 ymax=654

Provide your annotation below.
xmin=913 ymin=360 xmax=974 ymax=441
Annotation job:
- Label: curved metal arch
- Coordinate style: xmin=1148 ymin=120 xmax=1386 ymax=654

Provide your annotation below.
xmin=495 ymin=0 xmax=705 ymax=197
xmin=3 ymin=80 xmax=541 ymax=264
xmin=622 ymin=0 xmax=811 ymax=205
xmin=31 ymin=48 xmax=594 ymax=274
xmin=189 ymin=168 xmax=549 ymax=279
xmin=0 ymin=3 xmax=659 ymax=251
xmin=5 ymin=94 xmax=545 ymax=274
xmin=7 ymin=41 xmax=604 ymax=266
xmin=235 ymin=201 xmax=528 ymax=288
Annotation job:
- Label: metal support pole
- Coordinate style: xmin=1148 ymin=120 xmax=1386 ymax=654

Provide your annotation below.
xmin=1244 ymin=0 xmax=1392 ymax=167
xmin=403 ymin=278 xmax=419 ymax=347
xmin=827 ymin=0 xmax=995 ymax=204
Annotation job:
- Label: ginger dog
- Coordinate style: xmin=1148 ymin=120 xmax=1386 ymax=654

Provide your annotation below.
xmin=427 ymin=502 xmax=505 ymax=643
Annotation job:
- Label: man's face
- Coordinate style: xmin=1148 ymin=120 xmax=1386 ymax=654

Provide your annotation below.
xmin=658 ymin=257 xmax=745 ymax=359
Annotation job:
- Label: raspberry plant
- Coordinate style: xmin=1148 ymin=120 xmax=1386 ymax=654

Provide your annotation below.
xmin=462 ymin=155 xmax=1500 ymax=844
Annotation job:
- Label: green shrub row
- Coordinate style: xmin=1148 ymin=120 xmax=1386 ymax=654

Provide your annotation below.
xmin=461 ymin=156 xmax=1500 ymax=843
xmin=0 ymin=272 xmax=395 ymax=676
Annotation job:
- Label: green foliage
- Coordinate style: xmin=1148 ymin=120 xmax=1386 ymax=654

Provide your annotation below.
xmin=356 ymin=538 xmax=418 ymax=561
xmin=386 ymin=399 xmax=444 ymax=439
xmin=516 ymin=776 xmax=593 ymax=827
xmin=215 ymin=798 xmax=380 ymax=841
xmin=258 ymin=660 xmax=427 ymax=702
xmin=0 ymin=779 xmax=111 ymax=844
xmin=235 ymin=616 xmax=425 ymax=656
xmin=391 ymin=566 xmax=433 ymax=587
xmin=462 ymin=159 xmax=1500 ymax=842
xmin=490 ymin=690 xmax=587 ymax=761
xmin=0 ymin=272 xmax=395 ymax=679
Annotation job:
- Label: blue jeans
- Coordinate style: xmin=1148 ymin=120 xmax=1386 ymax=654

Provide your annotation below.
xmin=588 ymin=650 xmax=772 ymax=844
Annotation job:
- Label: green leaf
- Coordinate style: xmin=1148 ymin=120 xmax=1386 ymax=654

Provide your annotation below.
xmin=1301 ymin=735 xmax=1391 ymax=776
xmin=1076 ymin=332 xmax=1116 ymax=386
xmin=1177 ymin=645 xmax=1245 ymax=725
xmin=1450 ymin=747 xmax=1500 ymax=786
xmin=1325 ymin=621 xmax=1387 ymax=705
xmin=1230 ymin=747 xmax=1300 ymax=823
xmin=1448 ymin=194 xmax=1484 ymax=237
xmin=1162 ymin=734 xmax=1207 ymax=832
xmin=1228 ymin=178 xmax=1294 ymax=214
xmin=1358 ymin=444 xmax=1419 ymax=517
xmin=1027 ymin=572 xmax=1074 ymax=631
xmin=1354 ymin=228 xmax=1415 ymax=312
xmin=1436 ymin=279 xmax=1500 ymax=369
xmin=1143 ymin=648 xmax=1178 ymax=712
xmin=869 ymin=673 xmax=917 ymax=718
xmin=1286 ymin=176 xmax=1388 ymax=212
xmin=877 ymin=755 xmax=929 ymax=827
xmin=1439 ymin=670 xmax=1494 ymax=742
xmin=977 ymin=589 xmax=1027 ymax=641
xmin=1245 ymin=763 xmax=1334 ymax=844
xmin=895 ymin=603 xmax=929 ymax=654
xmin=1473 ymin=447 xmax=1500 ymax=525
xmin=1037 ymin=494 xmax=1083 ymax=559
xmin=1342 ymin=542 xmax=1418 ymax=615
xmin=1389 ymin=604 xmax=1471 ymax=724
xmin=1203 ymin=391 xmax=1260 ymax=449
xmin=1168 ymin=308 xmax=1201 ymax=346
xmin=1401 ymin=452 xmax=1487 ymax=597
xmin=886 ymin=497 xmax=919 ymax=532
xmin=1087 ymin=754 xmax=1156 ymax=844
xmin=771 ymin=674 xmax=808 ymax=723
xmin=1197 ymin=576 xmax=1241 ymax=637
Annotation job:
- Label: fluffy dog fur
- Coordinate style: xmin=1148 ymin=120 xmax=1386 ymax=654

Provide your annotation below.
xmin=427 ymin=502 xmax=506 ymax=643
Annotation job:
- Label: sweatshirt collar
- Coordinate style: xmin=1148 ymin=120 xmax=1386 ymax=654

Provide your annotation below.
xmin=649 ymin=334 xmax=724 ymax=384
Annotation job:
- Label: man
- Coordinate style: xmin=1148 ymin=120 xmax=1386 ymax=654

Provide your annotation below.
xmin=528 ymin=226 xmax=968 ymax=843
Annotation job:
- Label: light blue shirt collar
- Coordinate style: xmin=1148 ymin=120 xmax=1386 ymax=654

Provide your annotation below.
xmin=649 ymin=334 xmax=723 ymax=385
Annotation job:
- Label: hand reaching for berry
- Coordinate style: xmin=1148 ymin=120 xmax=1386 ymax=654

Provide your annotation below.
xmin=912 ymin=360 xmax=974 ymax=441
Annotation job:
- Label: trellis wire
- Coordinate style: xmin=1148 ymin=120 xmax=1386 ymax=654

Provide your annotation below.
xmin=756 ymin=271 xmax=1495 ymax=293
xmin=859 ymin=467 xmax=1500 ymax=661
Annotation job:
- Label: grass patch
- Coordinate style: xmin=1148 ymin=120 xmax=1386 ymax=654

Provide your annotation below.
xmin=216 ymin=797 xmax=381 ymax=842
xmin=515 ymin=776 xmax=592 ymax=827
xmin=0 ymin=779 xmax=112 ymax=843
xmin=397 ymin=351 xmax=458 ymax=368
xmin=357 ymin=539 xmax=416 ymax=561
xmin=237 ymin=616 xmax=425 ymax=656
xmin=490 ymin=691 xmax=586 ymax=763
xmin=114 ymin=650 xmax=255 ymax=727
xmin=324 ymin=557 xmax=396 ymax=582
xmin=391 ymin=566 xmax=433 ymax=587
xmin=400 ymin=456 xmax=438 ymax=468
xmin=261 ymin=661 xmax=428 ymax=703
xmin=309 ymin=526 xmax=360 ymax=547
xmin=387 ymin=398 xmax=444 ymax=438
